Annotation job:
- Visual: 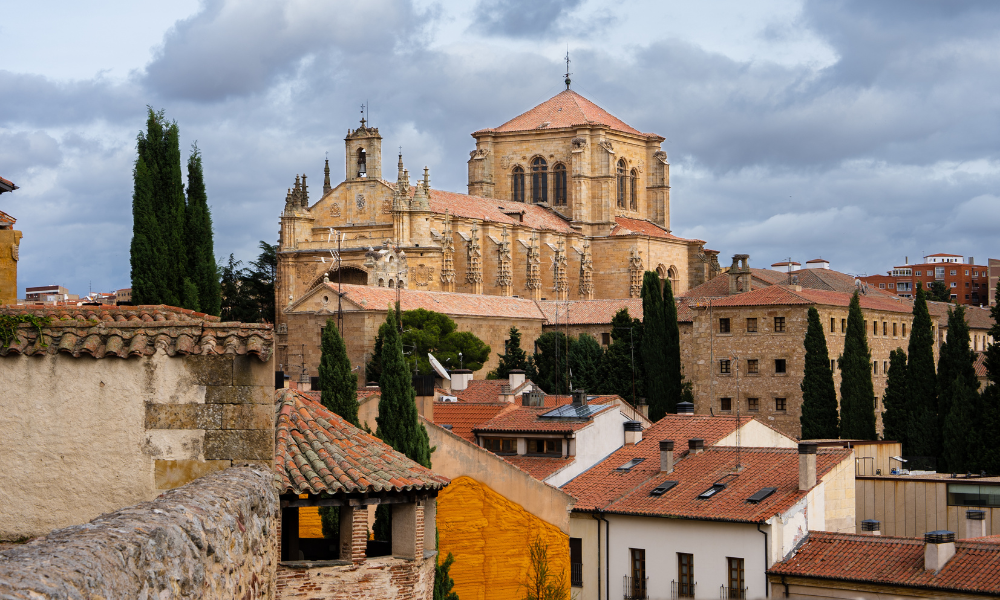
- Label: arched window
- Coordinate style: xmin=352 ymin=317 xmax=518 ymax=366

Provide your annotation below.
xmin=553 ymin=163 xmax=567 ymax=205
xmin=357 ymin=148 xmax=367 ymax=178
xmin=616 ymin=159 xmax=627 ymax=208
xmin=629 ymin=169 xmax=638 ymax=211
xmin=531 ymin=157 xmax=548 ymax=203
xmin=511 ymin=166 xmax=525 ymax=202
xmin=388 ymin=279 xmax=395 ymax=288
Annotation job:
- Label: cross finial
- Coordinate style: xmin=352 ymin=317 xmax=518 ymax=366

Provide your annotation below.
xmin=360 ymin=103 xmax=366 ymax=127
xmin=564 ymin=47 xmax=572 ymax=90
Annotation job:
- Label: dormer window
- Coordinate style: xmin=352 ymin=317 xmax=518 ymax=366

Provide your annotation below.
xmin=357 ymin=148 xmax=367 ymax=178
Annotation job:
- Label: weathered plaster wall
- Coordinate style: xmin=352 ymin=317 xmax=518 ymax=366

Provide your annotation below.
xmin=0 ymin=351 xmax=273 ymax=539
xmin=0 ymin=466 xmax=278 ymax=600
xmin=0 ymin=228 xmax=22 ymax=305
xmin=546 ymin=408 xmax=628 ymax=488
xmin=822 ymin=452 xmax=857 ymax=534
xmin=276 ymin=556 xmax=434 ymax=600
xmin=715 ymin=420 xmax=797 ymax=448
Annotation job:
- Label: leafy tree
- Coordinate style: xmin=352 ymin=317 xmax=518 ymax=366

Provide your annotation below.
xmin=661 ymin=277 xmax=683 ymax=416
xmin=319 ymin=317 xmax=359 ymax=426
xmin=598 ymin=309 xmax=644 ymax=403
xmin=519 ymin=536 xmax=569 ymax=600
xmin=183 ymin=144 xmax=221 ymax=316
xmin=905 ymin=283 xmax=939 ymax=458
xmin=488 ymin=326 xmax=529 ymax=379
xmin=881 ymin=348 xmax=909 ymax=445
xmin=376 ymin=306 xmax=432 ymax=468
xmin=365 ymin=318 xmax=392 ymax=383
xmin=570 ymin=333 xmax=603 ymax=393
xmin=839 ymin=291 xmax=877 ymax=440
xmin=641 ymin=271 xmax=669 ymax=419
xmin=368 ymin=308 xmax=490 ymax=377
xmin=937 ymin=305 xmax=979 ymax=433
xmin=435 ymin=530 xmax=460 ymax=600
xmin=531 ymin=331 xmax=571 ymax=395
xmin=928 ymin=281 xmax=951 ymax=303
xmin=800 ymin=307 xmax=840 ymax=439
xmin=942 ymin=374 xmax=981 ymax=473
xmin=219 ymin=242 xmax=276 ymax=323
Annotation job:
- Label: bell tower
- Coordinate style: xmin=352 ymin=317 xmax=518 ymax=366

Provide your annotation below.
xmin=345 ymin=110 xmax=382 ymax=182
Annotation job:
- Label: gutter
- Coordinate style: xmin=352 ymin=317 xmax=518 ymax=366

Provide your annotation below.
xmin=595 ymin=510 xmax=610 ymax=600
xmin=757 ymin=522 xmax=769 ymax=598
xmin=592 ymin=512 xmax=602 ymax=600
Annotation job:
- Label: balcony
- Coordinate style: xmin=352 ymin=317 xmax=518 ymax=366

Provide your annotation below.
xmin=720 ymin=585 xmax=748 ymax=599
xmin=571 ymin=562 xmax=583 ymax=587
xmin=624 ymin=575 xmax=648 ymax=600
xmin=672 ymin=580 xmax=697 ymax=599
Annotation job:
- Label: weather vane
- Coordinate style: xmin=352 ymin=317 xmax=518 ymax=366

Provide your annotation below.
xmin=564 ymin=47 xmax=572 ymax=90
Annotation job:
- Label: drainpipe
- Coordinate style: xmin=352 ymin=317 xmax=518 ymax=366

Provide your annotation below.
xmin=757 ymin=522 xmax=769 ymax=598
xmin=592 ymin=513 xmax=602 ymax=600
xmin=598 ymin=511 xmax=610 ymax=600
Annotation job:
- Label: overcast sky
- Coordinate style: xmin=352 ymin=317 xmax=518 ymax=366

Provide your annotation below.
xmin=2 ymin=0 xmax=999 ymax=296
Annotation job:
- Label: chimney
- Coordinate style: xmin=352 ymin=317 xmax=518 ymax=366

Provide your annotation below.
xmin=688 ymin=438 xmax=704 ymax=454
xmin=924 ymin=531 xmax=956 ymax=572
xmin=508 ymin=369 xmax=526 ymax=390
xmin=861 ymin=519 xmax=881 ymax=536
xmin=450 ymin=369 xmax=473 ymax=392
xmin=522 ymin=389 xmax=545 ymax=407
xmin=298 ymin=370 xmax=312 ymax=392
xmin=572 ymin=389 xmax=588 ymax=407
xmin=500 ymin=384 xmax=514 ymax=403
xmin=676 ymin=401 xmax=694 ymax=417
xmin=966 ymin=509 xmax=986 ymax=539
xmin=660 ymin=440 xmax=675 ymax=473
xmin=624 ymin=421 xmax=642 ymax=446
xmin=798 ymin=442 xmax=818 ymax=490
xmin=970 ymin=256 xmax=975 ymax=265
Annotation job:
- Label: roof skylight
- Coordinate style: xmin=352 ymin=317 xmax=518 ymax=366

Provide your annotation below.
xmin=697 ymin=484 xmax=726 ymax=500
xmin=746 ymin=487 xmax=777 ymax=504
xmin=615 ymin=457 xmax=645 ymax=472
xmin=650 ymin=481 xmax=678 ymax=497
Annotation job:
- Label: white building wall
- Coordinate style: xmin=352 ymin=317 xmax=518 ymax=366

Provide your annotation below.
xmin=547 ymin=409 xmax=630 ymax=487
xmin=715 ymin=421 xmax=797 ymax=448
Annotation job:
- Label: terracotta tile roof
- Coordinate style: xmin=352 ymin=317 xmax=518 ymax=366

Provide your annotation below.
xmin=453 ymin=379 xmax=511 ymax=403
xmin=274 ymin=388 xmax=449 ymax=495
xmin=334 ymin=283 xmax=547 ymax=320
xmin=0 ymin=305 xmax=272 ymax=361
xmin=602 ymin=447 xmax=849 ymax=522
xmin=705 ymin=285 xmax=913 ymax=314
xmin=301 ymin=389 xmax=381 ymax=406
xmin=563 ymin=415 xmax=759 ymax=510
xmin=791 ymin=268 xmax=860 ymax=294
xmin=416 ymin=188 xmax=573 ymax=233
xmin=974 ymin=352 xmax=988 ymax=378
xmin=926 ymin=253 xmax=964 ymax=257
xmin=611 ymin=217 xmax=699 ymax=242
xmin=479 ymin=90 xmax=649 ymax=137
xmin=0 ymin=210 xmax=14 ymax=225
xmin=432 ymin=402 xmax=511 ymax=442
xmin=502 ymin=455 xmax=575 ymax=480
xmin=767 ymin=531 xmax=1000 ymax=595
xmin=473 ymin=403 xmax=613 ymax=434
xmin=0 ymin=176 xmax=16 ymax=192
xmin=927 ymin=301 xmax=994 ymax=330
xmin=681 ymin=269 xmax=785 ymax=301
xmin=536 ymin=298 xmax=643 ymax=325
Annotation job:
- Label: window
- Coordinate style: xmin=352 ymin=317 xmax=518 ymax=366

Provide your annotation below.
xmin=629 ymin=549 xmax=647 ymax=600
xmin=570 ymin=538 xmax=583 ymax=587
xmin=950 ymin=269 xmax=957 ymax=276
xmin=830 ymin=359 xmax=836 ymax=371
xmin=966 ymin=270 xmax=970 ymax=276
xmin=720 ymin=359 xmax=731 ymax=374
xmin=747 ymin=397 xmax=759 ymax=412
xmin=883 ymin=360 xmax=888 ymax=373
xmin=889 ymin=283 xmax=894 ymax=289
xmin=720 ymin=397 xmax=732 ymax=412
xmin=616 ymin=159 xmax=627 ymax=209
xmin=629 ymin=169 xmax=638 ymax=211
xmin=966 ymin=282 xmax=970 ymax=287
xmin=616 ymin=458 xmax=646 ymax=471
xmin=553 ymin=163 xmax=567 ymax=205
xmin=774 ymin=317 xmax=786 ymax=333
xmin=951 ymin=282 xmax=957 ymax=288
xmin=727 ymin=558 xmax=745 ymax=599
xmin=356 ymin=147 xmax=367 ymax=177
xmin=483 ymin=438 xmax=515 ymax=454
xmin=677 ymin=553 xmax=694 ymax=598
xmin=602 ymin=332 xmax=611 ymax=346
xmin=747 ymin=359 xmax=759 ymax=374
xmin=774 ymin=359 xmax=786 ymax=374
xmin=936 ymin=267 xmax=945 ymax=279
xmin=841 ymin=318 xmax=846 ymax=333
xmin=879 ymin=283 xmax=885 ymax=289
xmin=903 ymin=323 xmax=907 ymax=337
xmin=830 ymin=318 xmax=835 ymax=333
xmin=528 ymin=439 xmax=560 ymax=455
xmin=746 ymin=318 xmax=758 ymax=333
xmin=531 ymin=157 xmax=548 ymax=203
xmin=775 ymin=397 xmax=787 ymax=412
xmin=893 ymin=322 xmax=898 ymax=336
xmin=873 ymin=361 xmax=878 ymax=374
xmin=916 ymin=270 xmax=922 ymax=276
xmin=947 ymin=484 xmax=1000 ymax=507
xmin=511 ymin=166 xmax=525 ymax=202
xmin=883 ymin=322 xmax=887 ymax=336
xmin=719 ymin=318 xmax=731 ymax=333
xmin=873 ymin=321 xmax=878 ymax=336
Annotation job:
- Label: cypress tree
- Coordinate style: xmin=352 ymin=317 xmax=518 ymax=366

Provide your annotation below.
xmin=489 ymin=326 xmax=528 ymax=379
xmin=905 ymin=283 xmax=939 ymax=458
xmin=978 ymin=280 xmax=1000 ymax=474
xmin=570 ymin=333 xmax=603 ymax=394
xmin=130 ymin=153 xmax=165 ymax=305
xmin=531 ymin=331 xmax=570 ymax=394
xmin=942 ymin=374 xmax=980 ymax=473
xmin=376 ymin=306 xmax=432 ymax=468
xmin=839 ymin=291 xmax=877 ymax=440
xmin=156 ymin=115 xmax=187 ymax=308
xmin=881 ymin=348 xmax=909 ymax=445
xmin=184 ymin=144 xmax=221 ymax=316
xmin=800 ymin=307 xmax=840 ymax=439
xmin=319 ymin=317 xmax=359 ymax=426
xmin=937 ymin=305 xmax=979 ymax=428
xmin=662 ymin=278 xmax=683 ymax=415
xmin=641 ymin=271 xmax=669 ymax=420
xmin=599 ymin=309 xmax=643 ymax=403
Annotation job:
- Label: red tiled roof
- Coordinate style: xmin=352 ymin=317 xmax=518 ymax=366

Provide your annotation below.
xmin=274 ymin=389 xmax=449 ymax=495
xmin=0 ymin=176 xmax=16 ymax=191
xmin=417 ymin=188 xmax=573 ymax=233
xmin=333 ymin=283 xmax=547 ymax=320
xmin=502 ymin=455 xmax=575 ymax=480
xmin=927 ymin=301 xmax=993 ymax=330
xmin=602 ymin=447 xmax=848 ymax=522
xmin=0 ymin=210 xmax=14 ymax=225
xmin=681 ymin=269 xmax=787 ymax=301
xmin=474 ymin=404 xmax=614 ymax=434
xmin=611 ymin=217 xmax=698 ymax=241
xmin=479 ymin=90 xmax=649 ymax=137
xmin=0 ymin=305 xmax=272 ymax=361
xmin=536 ymin=298 xmax=643 ymax=325
xmin=706 ymin=285 xmax=912 ymax=314
xmin=926 ymin=253 xmax=964 ymax=257
xmin=453 ymin=379 xmax=511 ymax=403
xmin=432 ymin=402 xmax=511 ymax=442
xmin=767 ymin=531 xmax=1000 ymax=595
xmin=806 ymin=259 xmax=829 ymax=264
xmin=974 ymin=352 xmax=988 ymax=378
xmin=563 ymin=415 xmax=759 ymax=510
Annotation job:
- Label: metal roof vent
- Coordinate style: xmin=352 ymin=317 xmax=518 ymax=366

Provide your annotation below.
xmin=650 ymin=481 xmax=678 ymax=497
xmin=861 ymin=519 xmax=881 ymax=532
xmin=676 ymin=401 xmax=694 ymax=415
xmin=924 ymin=530 xmax=955 ymax=544
xmin=967 ymin=509 xmax=986 ymax=521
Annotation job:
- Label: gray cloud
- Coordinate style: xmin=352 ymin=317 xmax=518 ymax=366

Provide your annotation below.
xmin=469 ymin=0 xmax=598 ymax=38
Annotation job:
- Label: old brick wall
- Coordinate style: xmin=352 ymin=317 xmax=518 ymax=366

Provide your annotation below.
xmin=276 ymin=556 xmax=434 ymax=600
xmin=0 ymin=466 xmax=278 ymax=600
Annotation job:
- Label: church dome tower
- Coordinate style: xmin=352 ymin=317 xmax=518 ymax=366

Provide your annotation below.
xmin=345 ymin=115 xmax=382 ymax=182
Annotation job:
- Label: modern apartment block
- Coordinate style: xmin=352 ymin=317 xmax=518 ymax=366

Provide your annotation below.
xmin=861 ymin=253 xmax=991 ymax=306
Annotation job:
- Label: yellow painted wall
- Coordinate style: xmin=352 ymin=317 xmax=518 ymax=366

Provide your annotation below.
xmin=299 ymin=506 xmax=323 ymax=538
xmin=438 ymin=476 xmax=570 ymax=600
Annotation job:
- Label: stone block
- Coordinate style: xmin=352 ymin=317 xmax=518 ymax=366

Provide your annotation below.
xmin=234 ymin=355 xmax=272 ymax=387
xmin=205 ymin=385 xmax=271 ymax=405
xmin=204 ymin=429 xmax=273 ymax=461
xmin=184 ymin=354 xmax=233 ymax=386
xmin=154 ymin=459 xmax=232 ymax=490
xmin=145 ymin=403 xmax=222 ymax=429
xmin=223 ymin=404 xmax=274 ymax=430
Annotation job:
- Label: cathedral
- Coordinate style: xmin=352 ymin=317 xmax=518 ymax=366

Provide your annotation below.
xmin=275 ymin=86 xmax=721 ymax=366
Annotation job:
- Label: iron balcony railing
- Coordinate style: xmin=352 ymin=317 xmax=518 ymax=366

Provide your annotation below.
xmin=571 ymin=562 xmax=583 ymax=587
xmin=720 ymin=585 xmax=748 ymax=599
xmin=624 ymin=575 xmax=648 ymax=600
xmin=672 ymin=580 xmax=697 ymax=599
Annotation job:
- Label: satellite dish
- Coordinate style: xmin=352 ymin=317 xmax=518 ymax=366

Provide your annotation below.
xmin=428 ymin=353 xmax=451 ymax=380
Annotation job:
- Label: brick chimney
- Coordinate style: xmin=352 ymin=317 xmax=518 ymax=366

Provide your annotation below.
xmin=688 ymin=438 xmax=704 ymax=454
xmin=798 ymin=442 xmax=817 ymax=490
xmin=966 ymin=509 xmax=986 ymax=539
xmin=924 ymin=531 xmax=956 ymax=572
xmin=508 ymin=369 xmax=525 ymax=390
xmin=660 ymin=440 xmax=674 ymax=473
xmin=624 ymin=421 xmax=642 ymax=446
xmin=450 ymin=369 xmax=473 ymax=391
xmin=572 ymin=389 xmax=588 ymax=407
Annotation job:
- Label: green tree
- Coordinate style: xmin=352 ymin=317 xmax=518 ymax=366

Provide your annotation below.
xmin=928 ymin=281 xmax=951 ymax=303
xmin=365 ymin=318 xmax=392 ymax=383
xmin=661 ymin=277 xmax=683 ymax=416
xmin=800 ymin=307 xmax=840 ymax=439
xmin=937 ymin=305 xmax=979 ymax=432
xmin=978 ymin=280 xmax=1000 ymax=474
xmin=219 ymin=242 xmax=276 ymax=323
xmin=130 ymin=152 xmax=166 ymax=305
xmin=531 ymin=331 xmax=570 ymax=394
xmin=570 ymin=333 xmax=603 ymax=393
xmin=435 ymin=531 xmax=460 ymax=600
xmin=184 ymin=143 xmax=221 ymax=316
xmin=839 ymin=291 xmax=877 ymax=440
xmin=319 ymin=317 xmax=359 ymax=426
xmin=519 ymin=537 xmax=569 ymax=600
xmin=942 ymin=374 xmax=981 ymax=473
xmin=905 ymin=283 xmax=939 ymax=458
xmin=376 ymin=306 xmax=432 ymax=468
xmin=598 ymin=309 xmax=644 ymax=403
xmin=488 ymin=326 xmax=529 ymax=379
xmin=881 ymin=348 xmax=909 ymax=445
xmin=641 ymin=272 xmax=669 ymax=420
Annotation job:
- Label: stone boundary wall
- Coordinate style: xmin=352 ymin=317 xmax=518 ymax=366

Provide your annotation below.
xmin=0 ymin=466 xmax=278 ymax=600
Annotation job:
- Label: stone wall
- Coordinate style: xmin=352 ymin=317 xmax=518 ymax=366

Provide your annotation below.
xmin=0 ymin=228 xmax=21 ymax=305
xmin=0 ymin=466 xmax=278 ymax=599
xmin=276 ymin=556 xmax=435 ymax=600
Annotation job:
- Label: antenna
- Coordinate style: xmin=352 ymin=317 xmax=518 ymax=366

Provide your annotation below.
xmin=564 ymin=47 xmax=572 ymax=89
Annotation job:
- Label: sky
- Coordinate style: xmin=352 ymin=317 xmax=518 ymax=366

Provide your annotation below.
xmin=2 ymin=0 xmax=999 ymax=296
